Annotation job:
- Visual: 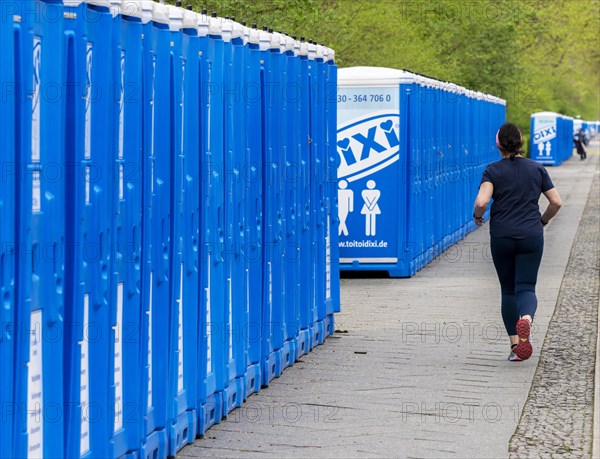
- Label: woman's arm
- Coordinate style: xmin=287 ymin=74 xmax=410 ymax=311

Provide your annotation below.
xmin=473 ymin=182 xmax=493 ymax=226
xmin=541 ymin=188 xmax=562 ymax=225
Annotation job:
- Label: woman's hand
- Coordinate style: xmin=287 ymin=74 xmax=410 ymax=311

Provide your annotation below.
xmin=473 ymin=182 xmax=493 ymax=227
xmin=541 ymin=188 xmax=562 ymax=226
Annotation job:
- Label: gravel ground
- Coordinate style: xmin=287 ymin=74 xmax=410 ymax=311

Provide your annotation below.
xmin=509 ymin=165 xmax=600 ymax=458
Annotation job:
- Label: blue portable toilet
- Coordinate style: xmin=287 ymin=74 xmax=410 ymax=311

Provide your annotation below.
xmin=290 ymin=36 xmax=312 ymax=360
xmin=109 ymin=1 xmax=147 ymax=457
xmin=0 ymin=9 xmax=16 ymax=459
xmin=242 ymin=23 xmax=264 ymax=399
xmin=162 ymin=11 xmax=185 ymax=448
xmin=139 ymin=2 xmax=173 ymax=457
xmin=132 ymin=2 xmax=166 ymax=458
xmin=561 ymin=115 xmax=574 ymax=163
xmin=325 ymin=46 xmax=341 ymax=321
xmin=336 ymin=67 xmax=413 ymax=277
xmin=282 ymin=32 xmax=302 ymax=367
xmin=163 ymin=5 xmax=201 ymax=456
xmin=232 ymin=17 xmax=252 ymax=407
xmin=307 ymin=40 xmax=321 ymax=347
xmin=274 ymin=30 xmax=298 ymax=371
xmin=258 ymin=25 xmax=283 ymax=386
xmin=13 ymin=1 xmax=66 ymax=457
xmin=159 ymin=5 xmax=199 ymax=455
xmin=308 ymin=42 xmax=326 ymax=347
xmin=221 ymin=17 xmax=246 ymax=416
xmin=61 ymin=1 xmax=122 ymax=457
xmin=589 ymin=121 xmax=599 ymax=138
xmin=530 ymin=111 xmax=563 ymax=165
xmin=196 ymin=10 xmax=226 ymax=436
xmin=297 ymin=38 xmax=314 ymax=353
xmin=313 ymin=42 xmax=340 ymax=338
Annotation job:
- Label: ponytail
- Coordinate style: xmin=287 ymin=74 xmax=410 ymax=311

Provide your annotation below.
xmin=496 ymin=123 xmax=524 ymax=159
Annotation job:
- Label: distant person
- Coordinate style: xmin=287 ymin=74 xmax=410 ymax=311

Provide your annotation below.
xmin=574 ymin=128 xmax=587 ymax=160
xmin=473 ymin=123 xmax=562 ymax=361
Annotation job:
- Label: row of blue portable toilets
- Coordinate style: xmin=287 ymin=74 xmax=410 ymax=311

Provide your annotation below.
xmin=0 ymin=1 xmax=339 ymax=458
xmin=530 ymin=111 xmax=574 ymax=166
xmin=573 ymin=119 xmax=600 ymax=140
xmin=530 ymin=111 xmax=600 ymax=166
xmin=335 ymin=67 xmax=507 ymax=277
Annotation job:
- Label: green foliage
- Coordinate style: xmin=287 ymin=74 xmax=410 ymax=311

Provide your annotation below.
xmin=173 ymin=0 xmax=600 ymax=132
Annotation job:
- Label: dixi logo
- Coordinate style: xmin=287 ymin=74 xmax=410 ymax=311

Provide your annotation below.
xmin=337 ymin=113 xmax=400 ymax=182
xmin=533 ymin=120 xmax=556 ymax=144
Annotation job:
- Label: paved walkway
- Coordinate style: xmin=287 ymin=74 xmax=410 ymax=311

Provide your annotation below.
xmin=179 ymin=147 xmax=599 ymax=459
xmin=509 ymin=157 xmax=599 ymax=457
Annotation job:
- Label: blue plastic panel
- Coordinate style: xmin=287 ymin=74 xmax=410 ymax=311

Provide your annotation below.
xmin=221 ymin=28 xmax=249 ymax=416
xmin=243 ymin=36 xmax=263 ymax=398
xmin=62 ymin=4 xmax=118 ymax=458
xmin=197 ymin=29 xmax=226 ymax=436
xmin=166 ymin=21 xmax=199 ymax=456
xmin=297 ymin=49 xmax=312 ymax=357
xmin=14 ymin=2 xmax=66 ymax=457
xmin=140 ymin=15 xmax=172 ymax=459
xmin=111 ymin=10 xmax=145 ymax=459
xmin=0 ymin=9 xmax=16 ymax=459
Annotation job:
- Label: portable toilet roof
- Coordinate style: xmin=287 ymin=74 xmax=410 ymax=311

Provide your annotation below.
xmin=338 ymin=66 xmax=417 ymax=86
xmin=531 ymin=111 xmax=561 ymax=118
xmin=339 ymin=66 xmax=506 ymax=104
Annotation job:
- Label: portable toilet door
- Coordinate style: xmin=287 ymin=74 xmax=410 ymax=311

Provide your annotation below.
xmin=13 ymin=1 xmax=66 ymax=457
xmin=163 ymin=9 xmax=185 ymax=453
xmin=135 ymin=1 xmax=168 ymax=458
xmin=165 ymin=6 xmax=201 ymax=455
xmin=220 ymin=16 xmax=246 ymax=417
xmin=409 ymin=76 xmax=425 ymax=272
xmin=242 ymin=23 xmax=263 ymax=399
xmin=110 ymin=2 xmax=146 ymax=457
xmin=297 ymin=38 xmax=313 ymax=354
xmin=565 ymin=117 xmax=575 ymax=161
xmin=259 ymin=26 xmax=284 ymax=386
xmin=309 ymin=42 xmax=326 ymax=346
xmin=282 ymin=34 xmax=302 ymax=365
xmin=228 ymin=18 xmax=249 ymax=402
xmin=196 ymin=11 xmax=226 ymax=436
xmin=227 ymin=19 xmax=250 ymax=398
xmin=61 ymin=2 xmax=119 ymax=457
xmin=530 ymin=111 xmax=559 ymax=165
xmin=140 ymin=3 xmax=173 ymax=457
xmin=325 ymin=47 xmax=341 ymax=317
xmin=280 ymin=33 xmax=300 ymax=370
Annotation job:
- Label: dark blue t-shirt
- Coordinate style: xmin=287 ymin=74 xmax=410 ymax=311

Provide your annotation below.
xmin=480 ymin=157 xmax=554 ymax=238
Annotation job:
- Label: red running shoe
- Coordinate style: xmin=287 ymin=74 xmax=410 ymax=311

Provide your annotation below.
xmin=514 ymin=318 xmax=532 ymax=360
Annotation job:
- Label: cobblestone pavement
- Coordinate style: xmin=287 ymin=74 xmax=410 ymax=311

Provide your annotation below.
xmin=509 ymin=164 xmax=599 ymax=458
xmin=179 ymin=149 xmax=599 ymax=459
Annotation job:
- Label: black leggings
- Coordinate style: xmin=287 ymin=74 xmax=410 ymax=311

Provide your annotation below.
xmin=490 ymin=236 xmax=544 ymax=336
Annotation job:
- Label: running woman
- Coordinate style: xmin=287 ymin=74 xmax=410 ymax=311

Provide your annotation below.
xmin=473 ymin=123 xmax=562 ymax=361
